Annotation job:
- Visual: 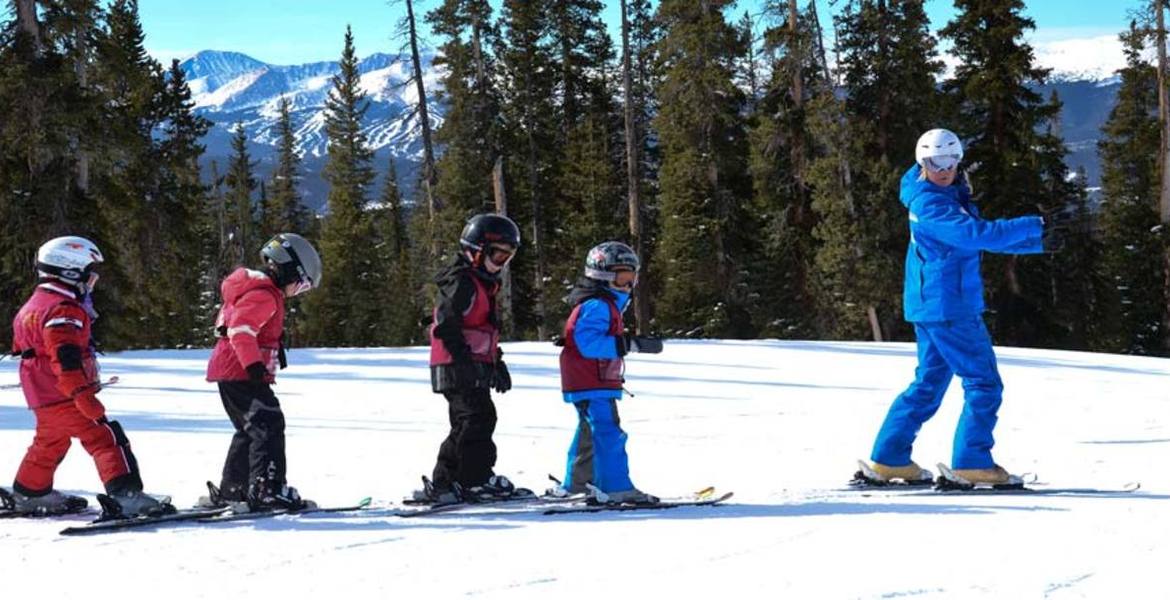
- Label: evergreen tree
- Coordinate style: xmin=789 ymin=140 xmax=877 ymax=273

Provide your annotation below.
xmin=371 ymin=159 xmax=421 ymax=345
xmin=1097 ymin=22 xmax=1165 ymax=354
xmin=940 ymin=0 xmax=1068 ymax=346
xmin=652 ymin=0 xmax=754 ymax=337
xmin=157 ymin=58 xmax=212 ymax=346
xmin=424 ymin=0 xmax=502 ymax=264
xmin=747 ymin=1 xmax=823 ymax=337
xmin=223 ymin=123 xmax=256 ymax=269
xmin=269 ymin=95 xmax=312 ymax=235
xmin=302 ymin=26 xmax=378 ymax=346
xmin=809 ymin=0 xmax=942 ymax=341
xmin=497 ymin=0 xmax=559 ymax=338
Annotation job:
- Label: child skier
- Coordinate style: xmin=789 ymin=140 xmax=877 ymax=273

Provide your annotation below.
xmin=860 ymin=128 xmax=1059 ymax=487
xmin=7 ymin=236 xmax=170 ymax=518
xmin=555 ymin=241 xmax=662 ymax=504
xmin=414 ymin=213 xmax=522 ymax=504
xmin=204 ymin=233 xmax=322 ymax=510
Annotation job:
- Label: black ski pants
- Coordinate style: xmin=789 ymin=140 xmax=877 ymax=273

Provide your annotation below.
xmin=431 ymin=387 xmax=497 ymax=490
xmin=218 ymin=381 xmax=286 ymax=499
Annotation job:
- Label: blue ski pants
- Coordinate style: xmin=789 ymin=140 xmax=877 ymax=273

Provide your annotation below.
xmin=871 ymin=317 xmax=1005 ymax=469
xmin=563 ymin=398 xmax=634 ymax=493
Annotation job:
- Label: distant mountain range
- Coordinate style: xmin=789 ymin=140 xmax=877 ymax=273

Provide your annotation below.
xmin=179 ymin=36 xmax=1126 ymax=213
xmin=179 ymin=49 xmax=444 ymax=212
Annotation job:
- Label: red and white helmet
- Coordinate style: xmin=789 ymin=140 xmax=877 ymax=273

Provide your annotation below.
xmin=915 ymin=128 xmax=963 ymax=172
xmin=36 ymin=236 xmax=104 ymax=291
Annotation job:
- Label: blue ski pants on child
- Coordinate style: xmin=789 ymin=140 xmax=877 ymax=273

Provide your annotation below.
xmin=871 ymin=317 xmax=1005 ymax=469
xmin=563 ymin=398 xmax=634 ymax=493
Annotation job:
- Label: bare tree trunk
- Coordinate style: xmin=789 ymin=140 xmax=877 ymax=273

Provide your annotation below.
xmin=867 ymin=306 xmax=883 ymax=342
xmin=788 ymin=0 xmax=806 ymax=225
xmin=526 ymin=126 xmax=547 ymax=340
xmin=74 ymin=24 xmax=89 ymax=196
xmin=492 ymin=156 xmax=514 ymax=338
xmin=404 ymin=0 xmax=438 ymax=218
xmin=1157 ymin=0 xmax=1170 ymax=351
xmin=621 ymin=0 xmax=650 ymax=334
xmin=14 ymin=0 xmax=40 ymax=49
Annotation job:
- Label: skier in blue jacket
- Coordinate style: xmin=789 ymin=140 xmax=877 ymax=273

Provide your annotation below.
xmin=862 ymin=128 xmax=1060 ymax=487
xmin=555 ymin=242 xmax=663 ymax=504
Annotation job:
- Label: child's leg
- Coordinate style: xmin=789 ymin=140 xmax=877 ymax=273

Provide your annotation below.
xmin=219 ymin=381 xmax=287 ymax=492
xmin=433 ymin=388 xmax=497 ymax=489
xmin=584 ymin=399 xmax=633 ymax=493
xmin=871 ymin=323 xmax=954 ymax=466
xmin=563 ymin=401 xmax=595 ymax=493
xmin=13 ymin=403 xmax=73 ymax=495
xmin=218 ymin=383 xmax=253 ymax=499
xmin=73 ymin=413 xmax=142 ymax=495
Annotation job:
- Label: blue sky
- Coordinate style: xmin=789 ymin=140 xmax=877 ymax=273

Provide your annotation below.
xmin=124 ymin=0 xmax=1149 ymax=65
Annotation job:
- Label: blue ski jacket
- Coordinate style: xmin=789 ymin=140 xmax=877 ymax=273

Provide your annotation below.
xmin=563 ymin=289 xmax=630 ymax=403
xmin=900 ymin=164 xmax=1044 ymax=323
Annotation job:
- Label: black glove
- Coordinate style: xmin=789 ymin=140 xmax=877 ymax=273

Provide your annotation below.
xmin=492 ymin=360 xmax=512 ymax=394
xmin=245 ymin=361 xmax=269 ymax=383
xmin=617 ymin=334 xmax=664 ymax=355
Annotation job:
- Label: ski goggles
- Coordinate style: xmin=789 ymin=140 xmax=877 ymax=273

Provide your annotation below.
xmin=922 ymin=154 xmax=961 ymax=173
xmin=288 ymin=278 xmax=314 ymax=298
xmin=611 ymin=267 xmax=638 ymax=288
xmin=486 ymin=244 xmax=516 ymax=266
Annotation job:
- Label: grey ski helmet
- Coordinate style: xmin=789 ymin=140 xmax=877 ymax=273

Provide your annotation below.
xmin=261 ymin=233 xmax=322 ymax=290
xmin=584 ymin=241 xmax=639 ymax=282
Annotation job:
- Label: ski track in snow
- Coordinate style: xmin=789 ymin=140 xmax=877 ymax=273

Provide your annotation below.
xmin=1 ymin=339 xmax=1168 ymax=599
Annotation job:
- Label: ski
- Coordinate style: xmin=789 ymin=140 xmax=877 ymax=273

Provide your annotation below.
xmin=542 ymin=488 xmax=734 ymax=515
xmin=391 ymin=491 xmax=586 ymax=518
xmin=195 ymin=496 xmax=373 ymax=524
xmin=59 ymin=505 xmax=229 ymax=536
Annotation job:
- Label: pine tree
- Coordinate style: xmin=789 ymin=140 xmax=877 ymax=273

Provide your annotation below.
xmin=940 ymin=0 xmax=1068 ymax=346
xmin=223 ymin=123 xmax=256 ymax=269
xmin=497 ymin=0 xmax=559 ymax=339
xmin=652 ymin=0 xmax=754 ymax=338
xmin=1097 ymin=22 xmax=1165 ymax=354
xmin=269 ymin=95 xmax=311 ymax=235
xmin=371 ymin=159 xmax=421 ymax=344
xmin=157 ymin=58 xmax=212 ymax=346
xmin=809 ymin=0 xmax=943 ymax=341
xmin=747 ymin=1 xmax=823 ymax=338
xmin=302 ymin=26 xmax=378 ymax=346
xmin=424 ymin=0 xmax=502 ymax=266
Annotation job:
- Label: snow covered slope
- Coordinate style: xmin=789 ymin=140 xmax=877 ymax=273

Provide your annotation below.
xmin=2 ymin=340 xmax=1167 ymax=598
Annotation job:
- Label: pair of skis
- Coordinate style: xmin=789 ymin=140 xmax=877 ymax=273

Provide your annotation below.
xmin=59 ymin=496 xmax=374 ymax=535
xmin=848 ymin=460 xmax=1141 ymax=496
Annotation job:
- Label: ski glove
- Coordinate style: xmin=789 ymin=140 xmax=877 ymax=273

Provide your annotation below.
xmin=618 ymin=334 xmax=664 ymax=355
xmin=245 ymin=361 xmax=269 ymax=384
xmin=492 ymin=360 xmax=512 ymax=394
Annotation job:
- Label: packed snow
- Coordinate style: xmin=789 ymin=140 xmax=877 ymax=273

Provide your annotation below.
xmin=2 ymin=339 xmax=1167 ymax=599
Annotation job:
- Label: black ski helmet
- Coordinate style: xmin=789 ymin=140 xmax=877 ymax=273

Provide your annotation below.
xmin=584 ymin=241 xmax=640 ymax=282
xmin=261 ymin=233 xmax=322 ymax=289
xmin=460 ymin=214 xmax=521 ymax=253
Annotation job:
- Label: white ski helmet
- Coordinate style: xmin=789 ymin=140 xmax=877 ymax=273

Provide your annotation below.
xmin=36 ymin=236 xmax=103 ymax=290
xmin=915 ymin=128 xmax=963 ymax=172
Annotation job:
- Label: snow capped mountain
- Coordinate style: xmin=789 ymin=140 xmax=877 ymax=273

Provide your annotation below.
xmin=1034 ymin=35 xmax=1127 ymax=84
xmin=179 ymin=50 xmax=445 ymax=211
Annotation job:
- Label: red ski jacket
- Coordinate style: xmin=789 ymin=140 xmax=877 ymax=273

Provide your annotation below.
xmin=559 ymin=294 xmax=625 ymax=394
xmin=206 ymin=268 xmax=284 ymax=383
xmin=11 ymin=283 xmax=102 ymax=416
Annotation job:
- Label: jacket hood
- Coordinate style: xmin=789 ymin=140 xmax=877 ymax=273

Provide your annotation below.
xmin=900 ymin=164 xmax=970 ymax=210
xmin=220 ymin=267 xmax=279 ymax=305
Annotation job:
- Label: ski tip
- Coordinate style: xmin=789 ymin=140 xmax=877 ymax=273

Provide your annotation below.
xmin=358 ymin=496 xmax=373 ymax=508
xmin=694 ymin=486 xmax=716 ymax=498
